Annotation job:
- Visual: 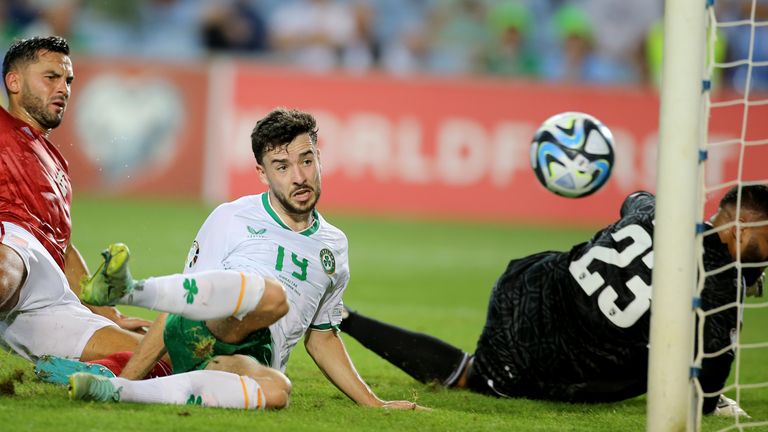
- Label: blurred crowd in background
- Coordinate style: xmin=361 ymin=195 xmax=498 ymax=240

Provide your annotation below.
xmin=1 ymin=0 xmax=766 ymax=91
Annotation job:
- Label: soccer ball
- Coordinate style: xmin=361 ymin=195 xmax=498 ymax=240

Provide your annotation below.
xmin=530 ymin=112 xmax=614 ymax=198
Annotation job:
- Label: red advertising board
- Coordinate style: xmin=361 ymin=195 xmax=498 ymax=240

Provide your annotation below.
xmin=53 ymin=59 xmax=767 ymax=225
xmin=217 ymin=64 xmax=768 ymax=224
xmin=51 ymin=58 xmax=209 ymax=197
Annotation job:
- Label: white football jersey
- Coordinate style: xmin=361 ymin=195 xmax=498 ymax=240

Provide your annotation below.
xmin=183 ymin=192 xmax=350 ymax=371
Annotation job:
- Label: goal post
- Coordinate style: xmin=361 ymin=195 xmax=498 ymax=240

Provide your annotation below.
xmin=647 ymin=0 xmax=709 ymax=431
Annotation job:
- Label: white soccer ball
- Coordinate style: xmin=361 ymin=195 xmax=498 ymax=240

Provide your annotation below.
xmin=530 ymin=111 xmax=615 ymax=198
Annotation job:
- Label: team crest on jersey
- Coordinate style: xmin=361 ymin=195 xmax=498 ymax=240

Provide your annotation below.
xmin=186 ymin=240 xmax=200 ymax=269
xmin=319 ymin=248 xmax=335 ymax=274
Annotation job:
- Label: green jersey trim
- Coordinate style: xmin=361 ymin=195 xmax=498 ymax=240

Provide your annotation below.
xmin=309 ymin=323 xmax=340 ymax=332
xmin=261 ymin=192 xmax=320 ymax=237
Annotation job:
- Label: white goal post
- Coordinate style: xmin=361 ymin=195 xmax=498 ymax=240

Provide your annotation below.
xmin=647 ymin=0 xmax=709 ymax=431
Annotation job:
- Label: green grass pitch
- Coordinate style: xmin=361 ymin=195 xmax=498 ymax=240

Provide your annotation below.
xmin=0 ymin=196 xmax=765 ymax=431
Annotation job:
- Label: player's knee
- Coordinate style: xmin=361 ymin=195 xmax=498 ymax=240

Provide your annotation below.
xmin=260 ymin=280 xmax=288 ymax=323
xmin=0 ymin=245 xmax=26 ymax=311
xmin=262 ymin=368 xmax=292 ymax=409
xmin=211 ymin=354 xmax=291 ymax=409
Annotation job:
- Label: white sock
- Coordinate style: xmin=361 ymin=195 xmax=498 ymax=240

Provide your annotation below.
xmin=110 ymin=370 xmax=265 ymax=409
xmin=120 ymin=270 xmax=264 ymax=320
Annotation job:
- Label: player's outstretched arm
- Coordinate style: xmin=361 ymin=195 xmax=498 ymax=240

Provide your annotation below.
xmin=303 ymin=329 xmax=426 ymax=410
xmin=119 ymin=313 xmax=169 ymax=380
xmin=64 ymin=243 xmax=151 ymax=333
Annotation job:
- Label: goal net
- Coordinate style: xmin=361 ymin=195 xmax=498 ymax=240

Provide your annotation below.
xmin=648 ymin=0 xmax=768 ymax=431
xmin=692 ymin=1 xmax=768 ymax=430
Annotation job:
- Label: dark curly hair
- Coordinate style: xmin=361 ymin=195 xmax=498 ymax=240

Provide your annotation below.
xmin=251 ymin=108 xmax=318 ymax=164
xmin=720 ymin=184 xmax=768 ymax=219
xmin=3 ymin=36 xmax=70 ymax=93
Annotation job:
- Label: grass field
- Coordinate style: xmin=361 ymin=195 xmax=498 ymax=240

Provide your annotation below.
xmin=0 ymin=196 xmax=765 ymax=431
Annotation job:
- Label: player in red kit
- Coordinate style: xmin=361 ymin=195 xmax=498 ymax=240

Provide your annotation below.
xmin=0 ymin=36 xmax=151 ymax=364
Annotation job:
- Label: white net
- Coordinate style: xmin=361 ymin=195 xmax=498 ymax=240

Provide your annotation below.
xmin=692 ymin=1 xmax=768 ymax=430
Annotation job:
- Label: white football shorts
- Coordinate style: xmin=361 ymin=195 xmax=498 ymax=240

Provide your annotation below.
xmin=0 ymin=222 xmax=115 ymax=361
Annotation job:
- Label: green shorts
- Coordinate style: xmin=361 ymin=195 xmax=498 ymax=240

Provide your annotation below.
xmin=163 ymin=314 xmax=273 ymax=374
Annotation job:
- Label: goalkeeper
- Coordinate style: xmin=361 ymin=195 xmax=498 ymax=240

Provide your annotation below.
xmin=339 ymin=185 xmax=768 ymax=416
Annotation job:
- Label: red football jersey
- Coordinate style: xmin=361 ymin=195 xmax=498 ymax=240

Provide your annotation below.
xmin=0 ymin=107 xmax=71 ymax=269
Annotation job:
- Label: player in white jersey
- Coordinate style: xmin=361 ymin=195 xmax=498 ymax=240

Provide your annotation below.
xmin=68 ymin=108 xmax=421 ymax=411
xmin=181 ymin=191 xmax=349 ymax=373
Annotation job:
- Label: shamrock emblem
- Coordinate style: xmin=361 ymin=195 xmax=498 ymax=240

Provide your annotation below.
xmin=319 ymin=248 xmax=335 ymax=275
xmin=183 ymin=278 xmax=198 ymax=304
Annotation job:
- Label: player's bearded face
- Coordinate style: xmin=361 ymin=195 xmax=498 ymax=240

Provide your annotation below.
xmin=273 ymin=180 xmax=321 ymax=215
xmin=20 ymin=81 xmax=64 ymax=129
xmin=18 ymin=51 xmax=71 ymax=130
xmin=261 ymin=134 xmax=322 ymax=217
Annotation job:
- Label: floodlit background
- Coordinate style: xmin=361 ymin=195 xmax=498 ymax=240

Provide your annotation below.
xmin=2 ymin=0 xmax=767 ymax=225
